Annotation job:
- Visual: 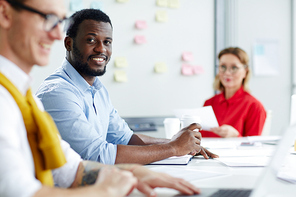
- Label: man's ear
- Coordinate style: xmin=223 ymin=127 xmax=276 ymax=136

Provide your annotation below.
xmin=0 ymin=1 xmax=13 ymax=29
xmin=64 ymin=36 xmax=73 ymax=51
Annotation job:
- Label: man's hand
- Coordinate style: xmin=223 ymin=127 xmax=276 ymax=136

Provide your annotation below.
xmin=194 ymin=147 xmax=219 ymax=159
xmin=131 ymin=165 xmax=200 ymax=197
xmin=210 ymin=125 xmax=239 ymax=138
xmin=170 ymin=123 xmax=203 ymax=156
xmin=94 ymin=167 xmax=137 ymax=197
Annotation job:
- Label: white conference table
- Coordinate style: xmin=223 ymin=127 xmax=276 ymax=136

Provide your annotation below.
xmin=130 ymin=135 xmax=296 ymax=197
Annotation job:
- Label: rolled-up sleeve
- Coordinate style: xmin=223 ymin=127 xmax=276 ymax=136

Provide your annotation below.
xmin=52 ymin=139 xmax=82 ymax=188
xmin=37 ymin=80 xmax=133 ymax=165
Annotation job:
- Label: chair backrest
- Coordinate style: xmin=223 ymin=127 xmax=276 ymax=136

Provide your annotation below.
xmin=261 ymin=110 xmax=272 ymax=136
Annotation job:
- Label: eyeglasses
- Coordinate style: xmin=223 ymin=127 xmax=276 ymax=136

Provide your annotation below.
xmin=6 ymin=0 xmax=69 ymax=32
xmin=218 ymin=65 xmax=246 ymax=74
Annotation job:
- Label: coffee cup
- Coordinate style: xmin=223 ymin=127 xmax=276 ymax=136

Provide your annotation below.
xmin=163 ymin=118 xmax=181 ymax=139
xmin=180 ymin=115 xmax=201 ymax=131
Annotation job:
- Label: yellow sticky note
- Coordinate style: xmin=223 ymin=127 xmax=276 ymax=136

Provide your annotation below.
xmin=156 ymin=0 xmax=168 ymax=7
xmin=114 ymin=70 xmax=127 ymax=82
xmin=115 ymin=57 xmax=128 ymax=68
xmin=116 ymin=0 xmax=129 ymax=3
xmin=169 ymin=0 xmax=180 ymax=8
xmin=155 ymin=10 xmax=168 ymax=23
xmin=154 ymin=62 xmax=168 ymax=73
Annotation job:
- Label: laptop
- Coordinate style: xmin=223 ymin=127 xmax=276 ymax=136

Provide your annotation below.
xmin=195 ymin=124 xmax=296 ymax=197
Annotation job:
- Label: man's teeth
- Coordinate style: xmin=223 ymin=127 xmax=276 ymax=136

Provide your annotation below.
xmin=92 ymin=58 xmax=104 ymax=61
xmin=40 ymin=43 xmax=51 ymax=49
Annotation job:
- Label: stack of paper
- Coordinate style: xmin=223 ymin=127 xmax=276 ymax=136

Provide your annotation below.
xmin=149 ymin=155 xmax=193 ymax=165
xmin=149 ymin=166 xmax=228 ymax=182
xmin=277 ymin=155 xmax=296 ymax=183
xmin=214 ymin=156 xmax=271 ymax=167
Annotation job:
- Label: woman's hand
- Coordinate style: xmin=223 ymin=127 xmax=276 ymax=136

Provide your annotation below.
xmin=210 ymin=124 xmax=239 ymax=138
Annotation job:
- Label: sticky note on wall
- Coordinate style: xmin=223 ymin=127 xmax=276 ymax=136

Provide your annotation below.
xmin=156 ymin=0 xmax=168 ymax=7
xmin=182 ymin=52 xmax=194 ymax=62
xmin=154 ymin=62 xmax=168 ymax=73
xmin=254 ymin=44 xmax=265 ymax=55
xmin=114 ymin=70 xmax=127 ymax=82
xmin=115 ymin=57 xmax=128 ymax=68
xmin=70 ymin=0 xmax=84 ymax=12
xmin=181 ymin=64 xmax=194 ymax=76
xmin=169 ymin=0 xmax=180 ymax=8
xmin=135 ymin=20 xmax=148 ymax=29
xmin=134 ymin=35 xmax=147 ymax=44
xmin=90 ymin=1 xmax=103 ymax=10
xmin=192 ymin=65 xmax=204 ymax=74
xmin=155 ymin=10 xmax=168 ymax=22
xmin=116 ymin=0 xmax=129 ymax=3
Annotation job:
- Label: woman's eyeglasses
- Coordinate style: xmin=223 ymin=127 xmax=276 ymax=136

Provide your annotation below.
xmin=218 ymin=65 xmax=246 ymax=74
xmin=6 ymin=0 xmax=70 ymax=32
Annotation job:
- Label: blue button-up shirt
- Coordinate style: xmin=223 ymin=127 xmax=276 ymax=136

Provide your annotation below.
xmin=36 ymin=59 xmax=133 ymax=164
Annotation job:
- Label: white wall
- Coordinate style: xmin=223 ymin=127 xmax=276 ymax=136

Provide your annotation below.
xmin=31 ymin=0 xmax=292 ymax=135
xmin=236 ymin=0 xmax=292 ymax=135
xmin=32 ymin=0 xmax=215 ymax=117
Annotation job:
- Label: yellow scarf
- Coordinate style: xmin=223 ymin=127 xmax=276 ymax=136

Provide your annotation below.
xmin=0 ymin=72 xmax=66 ymax=186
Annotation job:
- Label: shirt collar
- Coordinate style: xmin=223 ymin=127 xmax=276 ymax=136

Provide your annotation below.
xmin=219 ymin=86 xmax=245 ymax=104
xmin=0 ymin=55 xmax=32 ymax=96
xmin=62 ymin=58 xmax=103 ymax=92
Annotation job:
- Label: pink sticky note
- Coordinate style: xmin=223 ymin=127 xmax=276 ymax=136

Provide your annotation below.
xmin=182 ymin=52 xmax=194 ymax=62
xmin=134 ymin=35 xmax=147 ymax=44
xmin=192 ymin=65 xmax=204 ymax=74
xmin=135 ymin=20 xmax=147 ymax=29
xmin=181 ymin=64 xmax=194 ymax=75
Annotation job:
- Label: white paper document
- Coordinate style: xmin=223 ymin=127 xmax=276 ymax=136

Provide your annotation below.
xmin=150 ymin=166 xmax=228 ymax=182
xmin=209 ymin=148 xmax=275 ymax=157
xmin=215 ymin=156 xmax=271 ymax=167
xmin=253 ymin=39 xmax=280 ymax=76
xmin=247 ymin=135 xmax=281 ymax=143
xmin=202 ymin=140 xmax=241 ymax=149
xmin=173 ymin=106 xmax=219 ymax=130
xmin=277 ymin=155 xmax=296 ymax=183
xmin=149 ymin=155 xmax=193 ymax=165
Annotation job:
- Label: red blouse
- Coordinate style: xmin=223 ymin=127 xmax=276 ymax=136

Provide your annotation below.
xmin=201 ymin=87 xmax=266 ymax=137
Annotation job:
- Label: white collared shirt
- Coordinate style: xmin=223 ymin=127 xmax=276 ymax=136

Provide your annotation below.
xmin=0 ymin=55 xmax=82 ymax=197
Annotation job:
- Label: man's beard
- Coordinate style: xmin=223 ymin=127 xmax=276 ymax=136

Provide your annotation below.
xmin=72 ymin=41 xmax=107 ymax=77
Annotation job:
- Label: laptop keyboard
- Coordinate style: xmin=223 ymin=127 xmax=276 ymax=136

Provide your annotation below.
xmin=210 ymin=189 xmax=252 ymax=197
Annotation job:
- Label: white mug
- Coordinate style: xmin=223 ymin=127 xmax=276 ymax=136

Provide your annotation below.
xmin=180 ymin=115 xmax=201 ymax=131
xmin=163 ymin=118 xmax=180 ymax=139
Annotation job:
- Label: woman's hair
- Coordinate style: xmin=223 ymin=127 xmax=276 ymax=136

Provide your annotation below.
xmin=213 ymin=47 xmax=251 ymax=92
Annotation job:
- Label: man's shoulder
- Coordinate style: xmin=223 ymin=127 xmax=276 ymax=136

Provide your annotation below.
xmin=36 ymin=69 xmax=80 ymax=100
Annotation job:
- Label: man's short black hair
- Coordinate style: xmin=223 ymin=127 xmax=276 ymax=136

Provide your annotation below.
xmin=66 ymin=9 xmax=112 ymax=39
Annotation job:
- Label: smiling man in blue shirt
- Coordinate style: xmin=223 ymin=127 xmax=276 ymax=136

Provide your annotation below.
xmin=36 ymin=9 xmax=217 ymax=165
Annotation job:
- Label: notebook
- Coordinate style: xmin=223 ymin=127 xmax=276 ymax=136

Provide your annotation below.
xmin=195 ymin=124 xmax=296 ymax=197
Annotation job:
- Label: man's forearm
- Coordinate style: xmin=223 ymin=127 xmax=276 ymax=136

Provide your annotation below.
xmin=129 ymin=134 xmax=170 ymax=145
xmin=115 ymin=143 xmax=176 ymax=164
